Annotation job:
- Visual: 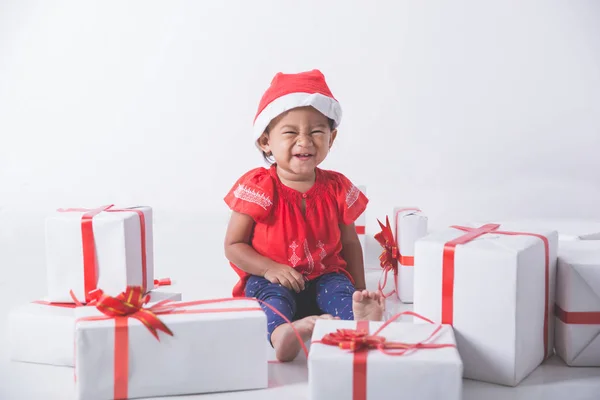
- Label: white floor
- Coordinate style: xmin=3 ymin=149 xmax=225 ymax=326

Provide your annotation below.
xmin=1 ymin=225 xmax=599 ymax=400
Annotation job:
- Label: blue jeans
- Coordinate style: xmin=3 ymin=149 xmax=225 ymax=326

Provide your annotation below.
xmin=245 ymin=272 xmax=355 ymax=344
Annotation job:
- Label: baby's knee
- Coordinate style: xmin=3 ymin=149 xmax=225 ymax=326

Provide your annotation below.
xmin=319 ymin=273 xmax=355 ymax=292
xmin=245 ymin=275 xmax=295 ymax=299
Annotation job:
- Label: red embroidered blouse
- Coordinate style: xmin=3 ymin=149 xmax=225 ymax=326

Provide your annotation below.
xmin=224 ymin=165 xmax=368 ymax=297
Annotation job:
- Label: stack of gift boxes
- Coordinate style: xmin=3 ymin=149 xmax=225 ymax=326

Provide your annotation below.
xmin=309 ymin=207 xmax=600 ymax=400
xmin=7 ymin=203 xmax=600 ymax=400
xmin=8 ymin=205 xmax=270 ymax=399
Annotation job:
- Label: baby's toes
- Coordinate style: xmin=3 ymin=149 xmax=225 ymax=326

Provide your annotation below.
xmin=352 ymin=291 xmax=363 ymax=302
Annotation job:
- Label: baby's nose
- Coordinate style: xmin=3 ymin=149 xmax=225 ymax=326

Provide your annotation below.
xmin=296 ymin=133 xmax=313 ymax=146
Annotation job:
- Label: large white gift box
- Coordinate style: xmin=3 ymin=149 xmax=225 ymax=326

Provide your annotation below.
xmin=413 ymin=222 xmax=558 ymax=386
xmin=309 ymin=317 xmax=463 ymax=400
xmin=74 ymin=297 xmax=267 ymax=399
xmin=555 ymin=241 xmax=600 ymax=366
xmin=392 ymin=207 xmax=427 ymax=303
xmin=356 ymin=185 xmax=367 ymax=261
xmin=46 ymin=205 xmax=154 ymax=302
xmin=8 ymin=289 xmax=181 ymax=367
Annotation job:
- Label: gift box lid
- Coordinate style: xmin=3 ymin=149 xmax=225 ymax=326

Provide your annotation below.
xmin=489 ymin=219 xmax=600 ymax=241
xmin=74 ymin=298 xmax=265 ymax=327
xmin=47 ymin=205 xmax=151 ymax=222
xmin=418 ymin=223 xmax=557 ymax=253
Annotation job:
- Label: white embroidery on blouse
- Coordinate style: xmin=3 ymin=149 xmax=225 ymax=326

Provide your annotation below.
xmin=233 ymin=184 xmax=273 ymax=210
xmin=317 ymin=240 xmax=327 ymax=270
xmin=289 ymin=241 xmax=301 ymax=267
xmin=346 ymin=184 xmax=360 ymax=208
xmin=304 ymin=239 xmax=315 ymax=275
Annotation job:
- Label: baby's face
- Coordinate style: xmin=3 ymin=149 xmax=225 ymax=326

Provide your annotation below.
xmin=262 ymin=106 xmax=336 ymax=179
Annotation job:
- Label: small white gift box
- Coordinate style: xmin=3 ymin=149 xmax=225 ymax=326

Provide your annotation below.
xmin=555 ymin=241 xmax=600 ymax=366
xmin=46 ymin=205 xmax=155 ymax=302
xmin=309 ymin=313 xmax=463 ymax=400
xmin=392 ymin=207 xmax=427 ymax=303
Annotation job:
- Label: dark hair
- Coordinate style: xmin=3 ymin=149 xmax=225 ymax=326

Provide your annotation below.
xmin=260 ymin=117 xmax=336 ymax=164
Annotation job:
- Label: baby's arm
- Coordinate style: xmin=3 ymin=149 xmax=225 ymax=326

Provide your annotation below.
xmin=224 ymin=211 xmax=305 ymax=293
xmin=339 ymin=222 xmax=366 ymax=291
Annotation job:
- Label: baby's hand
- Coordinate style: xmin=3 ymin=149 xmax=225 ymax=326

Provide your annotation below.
xmin=264 ymin=263 xmax=306 ymax=293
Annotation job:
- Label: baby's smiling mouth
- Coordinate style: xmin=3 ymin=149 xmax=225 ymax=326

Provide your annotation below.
xmin=294 ymin=153 xmax=313 ymax=158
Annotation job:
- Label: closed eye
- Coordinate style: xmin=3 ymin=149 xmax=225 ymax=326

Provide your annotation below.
xmin=284 ymin=131 xmax=298 ymax=135
xmin=311 ymin=130 xmax=324 ymax=135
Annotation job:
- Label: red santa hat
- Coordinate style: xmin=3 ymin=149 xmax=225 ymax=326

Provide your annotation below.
xmin=252 ymin=69 xmax=342 ymax=144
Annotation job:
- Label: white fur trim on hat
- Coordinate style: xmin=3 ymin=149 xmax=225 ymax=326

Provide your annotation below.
xmin=252 ymin=92 xmax=342 ymax=146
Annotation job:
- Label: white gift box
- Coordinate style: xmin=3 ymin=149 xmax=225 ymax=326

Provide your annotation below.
xmin=392 ymin=207 xmax=427 ymax=303
xmin=46 ymin=205 xmax=154 ymax=302
xmin=413 ymin=222 xmax=558 ymax=386
xmin=356 ymin=185 xmax=367 ymax=261
xmin=8 ymin=289 xmax=181 ymax=367
xmin=309 ymin=319 xmax=463 ymax=400
xmin=555 ymin=241 xmax=600 ymax=366
xmin=74 ymin=298 xmax=267 ymax=399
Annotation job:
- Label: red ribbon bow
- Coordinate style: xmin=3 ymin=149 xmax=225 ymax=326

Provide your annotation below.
xmin=317 ymin=311 xmax=455 ymax=356
xmin=89 ymin=286 xmax=173 ymax=340
xmin=321 ymin=329 xmax=387 ymax=351
xmin=374 ymin=217 xmax=400 ymax=298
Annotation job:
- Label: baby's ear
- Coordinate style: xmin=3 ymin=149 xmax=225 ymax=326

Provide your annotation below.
xmin=257 ymin=132 xmax=270 ymax=152
xmin=328 ymin=129 xmax=338 ymax=148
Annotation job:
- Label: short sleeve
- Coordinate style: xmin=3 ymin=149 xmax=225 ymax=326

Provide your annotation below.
xmin=224 ymin=168 xmax=275 ymax=223
xmin=332 ymin=172 xmax=368 ymax=225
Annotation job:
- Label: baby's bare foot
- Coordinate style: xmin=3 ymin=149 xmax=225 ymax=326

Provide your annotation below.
xmin=271 ymin=314 xmax=336 ymax=362
xmin=352 ymin=290 xmax=384 ymax=321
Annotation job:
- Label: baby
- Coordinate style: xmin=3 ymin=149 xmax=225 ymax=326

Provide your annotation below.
xmin=224 ymin=69 xmax=383 ymax=361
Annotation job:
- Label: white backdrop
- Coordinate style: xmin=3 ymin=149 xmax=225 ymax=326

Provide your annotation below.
xmin=1 ymin=0 xmax=600 ymax=299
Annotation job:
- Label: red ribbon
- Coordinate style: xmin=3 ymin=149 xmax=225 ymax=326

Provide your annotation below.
xmin=442 ymin=224 xmax=551 ymax=358
xmin=555 ymin=304 xmax=600 ymax=324
xmin=32 ymin=300 xmax=78 ymax=308
xmin=314 ymin=311 xmax=456 ymax=400
xmin=374 ymin=217 xmax=399 ymax=298
xmin=58 ymin=205 xmax=149 ymax=302
xmin=92 ymin=286 xmax=173 ymax=339
xmin=154 ymin=278 xmax=172 ymax=287
xmin=76 ymin=289 xmax=307 ymax=399
xmin=355 ymin=225 xmax=366 ymax=235
xmin=375 ymin=209 xmax=421 ymax=299
xmin=77 ymin=287 xmax=172 ymax=398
